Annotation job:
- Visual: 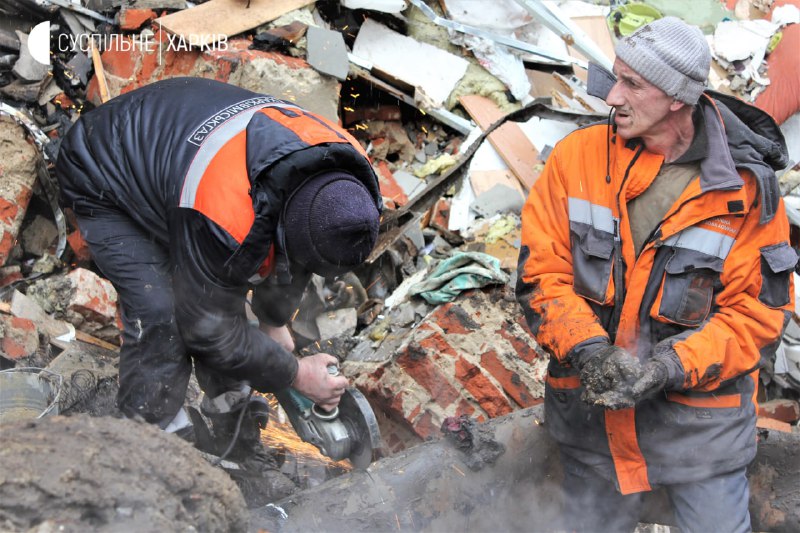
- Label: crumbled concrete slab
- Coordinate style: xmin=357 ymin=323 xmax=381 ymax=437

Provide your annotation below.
xmin=12 ymin=32 xmax=49 ymax=82
xmin=470 ymin=183 xmax=525 ymax=218
xmin=315 ymin=307 xmax=357 ymax=341
xmin=306 ymin=25 xmax=349 ymax=81
xmin=21 ymin=215 xmax=58 ymax=256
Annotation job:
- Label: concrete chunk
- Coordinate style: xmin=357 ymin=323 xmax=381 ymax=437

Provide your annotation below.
xmin=306 ymin=25 xmax=349 ymax=81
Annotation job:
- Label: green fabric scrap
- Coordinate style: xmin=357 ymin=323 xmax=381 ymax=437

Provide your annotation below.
xmin=408 ymin=251 xmax=510 ymax=304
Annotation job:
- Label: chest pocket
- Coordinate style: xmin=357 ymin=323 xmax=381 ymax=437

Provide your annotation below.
xmin=758 ymin=242 xmax=797 ymax=308
xmin=651 ymin=248 xmax=723 ymax=326
xmin=570 ymin=224 xmax=616 ymax=305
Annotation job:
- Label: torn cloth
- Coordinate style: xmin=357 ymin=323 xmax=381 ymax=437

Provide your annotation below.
xmin=408 ymin=251 xmax=509 ymax=304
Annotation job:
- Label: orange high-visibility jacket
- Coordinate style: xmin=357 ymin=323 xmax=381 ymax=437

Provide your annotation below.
xmin=516 ymin=93 xmax=795 ymax=494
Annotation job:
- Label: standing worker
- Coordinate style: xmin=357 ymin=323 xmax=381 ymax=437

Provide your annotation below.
xmin=516 ymin=17 xmax=794 ymax=532
xmin=56 ymin=77 xmax=382 ymax=465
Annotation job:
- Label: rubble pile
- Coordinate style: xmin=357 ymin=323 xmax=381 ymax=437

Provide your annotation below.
xmin=1 ymin=0 xmax=800 ymax=518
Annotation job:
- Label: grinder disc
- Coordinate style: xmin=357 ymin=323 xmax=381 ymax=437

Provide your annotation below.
xmin=338 ymin=388 xmax=382 ymax=469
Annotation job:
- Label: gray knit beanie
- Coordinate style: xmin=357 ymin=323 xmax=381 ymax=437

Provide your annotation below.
xmin=614 ymin=16 xmax=711 ymax=105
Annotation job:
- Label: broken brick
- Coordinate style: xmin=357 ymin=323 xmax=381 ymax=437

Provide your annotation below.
xmin=0 ymin=315 xmax=39 ymax=361
xmin=429 ymin=198 xmax=451 ymax=232
xmin=480 ymin=349 xmax=540 ymax=408
xmin=66 ymin=230 xmax=92 ymax=263
xmin=454 ymin=356 xmax=513 ymax=418
xmin=88 ymin=33 xmax=341 ymax=123
xmin=397 ymin=342 xmax=461 ymax=409
xmin=65 ymin=268 xmax=118 ymax=326
xmin=0 ymin=117 xmax=38 ymax=266
xmin=759 ymin=399 xmax=800 ymax=424
xmin=375 ymin=160 xmax=408 ymax=207
xmin=119 ymin=9 xmax=156 ymax=31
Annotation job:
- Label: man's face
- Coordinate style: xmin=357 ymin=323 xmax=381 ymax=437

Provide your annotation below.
xmin=605 ymin=58 xmax=676 ymax=140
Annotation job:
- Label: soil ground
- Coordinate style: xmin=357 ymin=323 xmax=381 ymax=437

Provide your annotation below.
xmin=0 ymin=414 xmax=250 ymax=532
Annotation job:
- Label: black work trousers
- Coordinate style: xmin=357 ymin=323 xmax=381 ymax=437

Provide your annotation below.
xmin=74 ymin=206 xmax=234 ymax=427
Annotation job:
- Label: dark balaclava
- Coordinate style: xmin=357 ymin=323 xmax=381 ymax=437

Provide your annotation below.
xmin=283 ymin=170 xmax=380 ymax=276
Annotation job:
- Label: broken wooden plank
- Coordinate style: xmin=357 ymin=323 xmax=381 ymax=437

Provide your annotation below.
xmin=155 ymin=0 xmax=314 ymax=47
xmin=552 ymin=71 xmax=609 ymax=114
xmin=459 ymin=94 xmax=541 ymax=190
xmin=569 ymin=14 xmax=616 ymax=83
xmin=89 ymin=39 xmax=109 ymax=103
xmin=469 ymin=169 xmax=524 ymax=197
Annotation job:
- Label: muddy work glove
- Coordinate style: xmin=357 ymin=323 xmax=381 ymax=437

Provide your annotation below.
xmin=632 ymin=341 xmax=680 ymax=402
xmin=571 ymin=343 xmax=642 ymax=410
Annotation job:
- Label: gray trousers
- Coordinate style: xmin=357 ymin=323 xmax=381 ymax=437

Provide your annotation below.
xmin=559 ymin=452 xmax=751 ymax=533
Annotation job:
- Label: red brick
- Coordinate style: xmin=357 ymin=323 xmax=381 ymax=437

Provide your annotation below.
xmin=397 ymin=342 xmax=461 ymax=409
xmin=0 ymin=265 xmax=22 ymax=286
xmin=66 ymin=268 xmax=118 ymax=324
xmin=101 ymin=45 xmax=139 ymax=79
xmin=428 ymin=303 xmax=479 ymax=335
xmin=0 ymin=316 xmax=39 ymax=360
xmin=0 ymin=195 xmax=20 ymax=224
xmin=496 ymin=323 xmax=541 ymax=364
xmin=162 ymin=45 xmax=200 ymax=76
xmin=0 ymin=231 xmax=13 ymax=265
xmin=119 ymin=8 xmax=156 ymax=31
xmin=455 ymin=398 xmax=476 ymax=417
xmin=758 ymin=399 xmax=800 ymax=424
xmin=454 ymin=356 xmax=513 ymax=418
xmin=52 ymin=92 xmax=76 ymax=110
xmin=375 ymin=160 xmax=408 ymax=207
xmin=429 ymin=198 xmax=450 ymax=231
xmin=137 ymin=48 xmax=160 ymax=84
xmin=480 ymin=349 xmax=540 ymax=408
xmin=67 ymin=230 xmax=92 ymax=263
xmin=756 ymin=416 xmax=793 ymax=433
xmin=411 ymin=409 xmax=440 ymax=440
xmin=417 ymin=330 xmax=459 ymax=358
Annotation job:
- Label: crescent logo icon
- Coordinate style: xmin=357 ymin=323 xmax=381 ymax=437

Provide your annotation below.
xmin=27 ymin=21 xmax=51 ymax=66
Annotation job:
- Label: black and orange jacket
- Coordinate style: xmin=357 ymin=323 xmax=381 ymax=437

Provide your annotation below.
xmin=516 ymin=92 xmax=794 ymax=494
xmin=56 ymin=77 xmax=381 ymax=391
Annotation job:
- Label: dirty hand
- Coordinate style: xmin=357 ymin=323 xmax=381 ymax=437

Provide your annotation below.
xmin=575 ymin=344 xmax=642 ymax=409
xmin=292 ymin=353 xmax=349 ymax=411
xmin=261 ymin=324 xmax=295 ymax=353
xmin=631 ymin=359 xmax=669 ymax=401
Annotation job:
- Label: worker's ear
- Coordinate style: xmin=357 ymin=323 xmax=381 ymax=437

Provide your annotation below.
xmin=670 ymin=99 xmax=687 ymax=112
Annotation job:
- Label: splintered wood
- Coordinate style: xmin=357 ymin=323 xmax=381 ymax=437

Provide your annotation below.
xmin=459 ymin=94 xmax=542 ymax=191
xmin=155 ymin=0 xmax=314 ymax=47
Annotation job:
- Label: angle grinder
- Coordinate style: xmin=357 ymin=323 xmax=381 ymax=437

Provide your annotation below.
xmin=274 ymin=364 xmax=382 ymax=469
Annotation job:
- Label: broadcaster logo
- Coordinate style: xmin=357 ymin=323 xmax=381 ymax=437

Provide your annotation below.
xmin=27 ymin=21 xmax=51 ymax=66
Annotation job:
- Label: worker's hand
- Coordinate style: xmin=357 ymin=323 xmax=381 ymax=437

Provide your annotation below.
xmin=261 ymin=324 xmax=295 ymax=352
xmin=292 ymin=353 xmax=349 ymax=411
xmin=574 ymin=344 xmax=641 ymax=409
xmin=631 ymin=359 xmax=669 ymax=401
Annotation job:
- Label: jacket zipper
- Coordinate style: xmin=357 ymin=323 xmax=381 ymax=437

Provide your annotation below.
xmin=609 ymin=145 xmax=644 ymax=341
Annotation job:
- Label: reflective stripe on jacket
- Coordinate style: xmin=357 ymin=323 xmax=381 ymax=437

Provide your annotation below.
xmin=516 ymin=93 xmax=795 ymax=493
xmin=56 ymin=77 xmax=381 ymax=392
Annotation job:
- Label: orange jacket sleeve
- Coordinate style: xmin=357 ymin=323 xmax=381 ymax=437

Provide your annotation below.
xmin=517 ymin=140 xmax=611 ymax=363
